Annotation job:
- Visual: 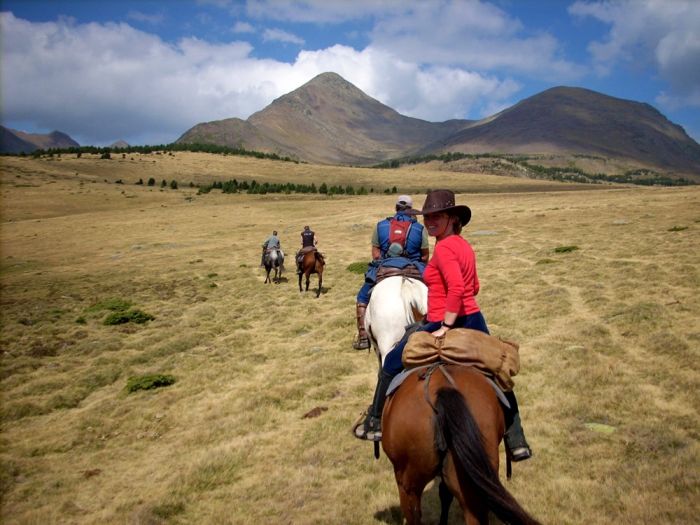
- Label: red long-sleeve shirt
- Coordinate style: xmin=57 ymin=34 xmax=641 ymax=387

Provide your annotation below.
xmin=423 ymin=234 xmax=480 ymax=322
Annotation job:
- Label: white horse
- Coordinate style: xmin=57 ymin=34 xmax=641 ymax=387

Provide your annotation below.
xmin=263 ymin=249 xmax=284 ymax=284
xmin=364 ymin=275 xmax=428 ymax=365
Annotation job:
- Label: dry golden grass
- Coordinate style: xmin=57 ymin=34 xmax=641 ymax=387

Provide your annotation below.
xmin=1 ymin=153 xmax=698 ymax=524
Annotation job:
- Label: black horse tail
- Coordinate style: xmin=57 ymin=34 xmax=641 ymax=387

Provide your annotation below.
xmin=434 ymin=387 xmax=540 ymax=525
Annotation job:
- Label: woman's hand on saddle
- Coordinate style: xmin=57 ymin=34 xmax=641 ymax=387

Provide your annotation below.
xmin=432 ymin=312 xmax=457 ymax=338
xmin=431 ymin=326 xmax=449 ymax=338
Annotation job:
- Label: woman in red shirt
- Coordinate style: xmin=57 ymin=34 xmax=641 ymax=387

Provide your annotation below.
xmin=354 ymin=190 xmax=532 ymax=462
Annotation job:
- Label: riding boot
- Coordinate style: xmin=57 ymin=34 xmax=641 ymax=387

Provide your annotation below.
xmin=354 ymin=369 xmax=394 ymax=441
xmin=503 ymin=391 xmax=532 ymax=462
xmin=352 ymin=303 xmax=370 ymax=350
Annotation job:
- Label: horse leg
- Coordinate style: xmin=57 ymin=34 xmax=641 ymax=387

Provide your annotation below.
xmin=298 ymin=271 xmax=302 ymax=292
xmin=305 ymin=274 xmax=310 ymax=292
xmin=394 ymin=467 xmax=430 ymax=525
xmin=316 ymin=273 xmax=322 ymax=297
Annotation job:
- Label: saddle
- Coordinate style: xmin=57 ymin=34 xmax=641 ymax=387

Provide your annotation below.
xmin=375 ymin=264 xmax=423 ymax=284
xmin=402 ymin=328 xmax=520 ymax=391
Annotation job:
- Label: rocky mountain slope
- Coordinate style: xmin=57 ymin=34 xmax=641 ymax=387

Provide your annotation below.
xmin=426 ymin=86 xmax=700 ymax=173
xmin=178 ymin=72 xmax=471 ymax=165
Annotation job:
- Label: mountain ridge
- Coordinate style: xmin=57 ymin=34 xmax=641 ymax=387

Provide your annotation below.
xmin=0 ymin=126 xmax=80 ymax=153
xmin=177 ymin=72 xmax=700 ymax=175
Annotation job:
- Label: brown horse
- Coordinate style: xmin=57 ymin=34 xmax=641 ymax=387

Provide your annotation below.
xmin=298 ymin=249 xmax=324 ymax=297
xmin=382 ymin=364 xmax=540 ymax=525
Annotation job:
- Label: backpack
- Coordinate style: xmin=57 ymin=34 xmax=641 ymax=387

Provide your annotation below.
xmin=388 ymin=218 xmax=413 ymax=250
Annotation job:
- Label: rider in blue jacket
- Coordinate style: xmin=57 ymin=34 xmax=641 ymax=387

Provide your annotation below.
xmin=353 ymin=195 xmax=429 ymax=349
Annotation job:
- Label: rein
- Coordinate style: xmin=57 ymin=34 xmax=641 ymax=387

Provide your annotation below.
xmin=420 ymin=362 xmax=457 ymax=413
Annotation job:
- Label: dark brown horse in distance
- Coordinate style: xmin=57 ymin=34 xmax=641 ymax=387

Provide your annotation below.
xmin=382 ymin=365 xmax=540 ymax=525
xmin=298 ymin=249 xmax=324 ymax=297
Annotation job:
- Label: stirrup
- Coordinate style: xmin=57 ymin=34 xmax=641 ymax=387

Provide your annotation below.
xmin=352 ymin=335 xmax=370 ymax=350
xmin=352 ymin=409 xmax=382 ymax=441
xmin=507 ymin=445 xmax=533 ymax=462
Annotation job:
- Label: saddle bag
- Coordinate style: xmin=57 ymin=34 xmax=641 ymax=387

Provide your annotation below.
xmin=402 ymin=328 xmax=520 ymax=391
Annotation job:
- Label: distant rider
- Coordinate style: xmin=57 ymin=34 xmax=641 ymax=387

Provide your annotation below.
xmin=261 ymin=230 xmax=281 ymax=267
xmin=296 ymin=225 xmax=318 ymax=273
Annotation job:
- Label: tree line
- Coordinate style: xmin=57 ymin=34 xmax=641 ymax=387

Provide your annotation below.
xmin=373 ymin=152 xmax=695 ymax=186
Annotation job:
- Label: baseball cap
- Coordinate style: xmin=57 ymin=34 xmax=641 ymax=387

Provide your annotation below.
xmin=396 ymin=195 xmax=413 ymax=207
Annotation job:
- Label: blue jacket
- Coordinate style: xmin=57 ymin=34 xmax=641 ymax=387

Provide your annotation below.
xmin=375 ymin=212 xmax=425 ymax=261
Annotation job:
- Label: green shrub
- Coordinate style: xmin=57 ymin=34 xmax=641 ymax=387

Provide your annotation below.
xmin=103 ymin=309 xmax=155 ymax=325
xmin=87 ymin=298 xmax=132 ymax=313
xmin=554 ymin=245 xmax=579 ymax=253
xmin=125 ymin=374 xmax=176 ymax=393
xmin=346 ymin=261 xmax=368 ymax=274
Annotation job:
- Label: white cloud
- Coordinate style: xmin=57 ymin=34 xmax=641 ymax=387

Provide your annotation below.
xmin=262 ymin=28 xmax=305 ymax=45
xmin=245 ymin=0 xmax=406 ymax=23
xmin=369 ymin=1 xmax=584 ymax=81
xmin=293 ymin=45 xmax=519 ymax=121
xmin=0 ymin=12 xmax=281 ymax=144
xmin=0 ymin=10 xmax=536 ymax=146
xmin=126 ymin=10 xmax=164 ymax=25
xmin=570 ymin=0 xmax=700 ymax=108
xmin=233 ymin=21 xmax=255 ymax=33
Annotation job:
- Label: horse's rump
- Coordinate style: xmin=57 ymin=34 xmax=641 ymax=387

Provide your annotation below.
xmin=382 ymin=366 xmax=504 ymax=496
xmin=402 ymin=328 xmax=520 ymax=391
xmin=364 ymin=276 xmax=427 ymax=363
xmin=382 ymin=365 xmax=539 ymax=525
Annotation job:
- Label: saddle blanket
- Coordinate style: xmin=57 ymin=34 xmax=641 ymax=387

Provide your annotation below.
xmin=386 ymin=364 xmax=510 ymax=409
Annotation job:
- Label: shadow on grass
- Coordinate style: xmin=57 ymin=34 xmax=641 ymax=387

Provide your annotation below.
xmin=375 ymin=480 xmax=463 ymax=524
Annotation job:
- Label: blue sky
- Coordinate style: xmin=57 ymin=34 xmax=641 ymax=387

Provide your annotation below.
xmin=1 ymin=0 xmax=699 ymax=147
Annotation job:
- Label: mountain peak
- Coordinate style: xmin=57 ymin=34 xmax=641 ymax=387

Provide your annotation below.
xmin=176 ymin=72 xmax=699 ymax=175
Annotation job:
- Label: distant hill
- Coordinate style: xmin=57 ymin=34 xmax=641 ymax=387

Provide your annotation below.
xmin=177 ymin=72 xmax=700 ymax=176
xmin=178 ymin=72 xmax=471 ymax=165
xmin=110 ymin=140 xmax=130 ymax=148
xmin=0 ymin=126 xmax=37 ymax=154
xmin=427 ymin=86 xmax=700 ymax=173
xmin=0 ymin=126 xmax=79 ymax=153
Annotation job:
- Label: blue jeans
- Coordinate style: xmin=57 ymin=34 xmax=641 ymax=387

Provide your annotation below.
xmin=383 ymin=311 xmax=489 ymax=376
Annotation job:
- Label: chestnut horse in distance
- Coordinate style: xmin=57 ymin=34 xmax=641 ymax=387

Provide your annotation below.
xmin=298 ymin=249 xmax=324 ymax=297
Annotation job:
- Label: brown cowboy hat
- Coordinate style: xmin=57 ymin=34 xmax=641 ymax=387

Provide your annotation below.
xmin=414 ymin=189 xmax=471 ymax=226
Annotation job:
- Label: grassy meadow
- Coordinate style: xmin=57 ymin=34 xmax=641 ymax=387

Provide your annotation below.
xmin=1 ymin=152 xmax=698 ymax=524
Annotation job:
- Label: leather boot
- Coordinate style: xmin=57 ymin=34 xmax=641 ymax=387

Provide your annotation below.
xmin=352 ymin=303 xmax=370 ymax=350
xmin=503 ymin=396 xmax=532 ymax=462
xmin=354 ymin=370 xmax=394 ymax=441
